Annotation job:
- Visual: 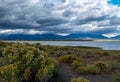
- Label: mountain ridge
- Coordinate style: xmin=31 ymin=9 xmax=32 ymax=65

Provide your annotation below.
xmin=0 ymin=33 xmax=119 ymax=40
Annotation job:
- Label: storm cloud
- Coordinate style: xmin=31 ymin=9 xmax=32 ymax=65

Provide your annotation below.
xmin=0 ymin=0 xmax=120 ymax=38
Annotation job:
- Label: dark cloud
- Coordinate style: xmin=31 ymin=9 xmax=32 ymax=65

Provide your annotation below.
xmin=0 ymin=0 xmax=120 ymax=38
xmin=62 ymin=10 xmax=72 ymax=17
xmin=75 ymin=15 xmax=108 ymax=25
xmin=0 ymin=7 xmax=7 ymax=18
xmin=37 ymin=18 xmax=66 ymax=27
xmin=110 ymin=16 xmax=120 ymax=25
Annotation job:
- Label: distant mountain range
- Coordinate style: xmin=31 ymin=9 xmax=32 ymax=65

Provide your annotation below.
xmin=0 ymin=33 xmax=120 ymax=40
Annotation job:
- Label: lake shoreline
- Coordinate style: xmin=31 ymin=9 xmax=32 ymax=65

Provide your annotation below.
xmin=2 ymin=40 xmax=120 ymax=50
xmin=1 ymin=39 xmax=120 ymax=42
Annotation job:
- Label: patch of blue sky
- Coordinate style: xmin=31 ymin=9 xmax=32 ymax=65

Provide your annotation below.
xmin=109 ymin=0 xmax=120 ymax=6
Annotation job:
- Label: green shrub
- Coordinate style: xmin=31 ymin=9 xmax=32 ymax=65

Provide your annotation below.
xmin=106 ymin=61 xmax=119 ymax=72
xmin=87 ymin=65 xmax=100 ymax=74
xmin=72 ymin=60 xmax=82 ymax=68
xmin=60 ymin=55 xmax=78 ymax=63
xmin=102 ymin=52 xmax=110 ymax=56
xmin=0 ymin=43 xmax=57 ymax=82
xmin=77 ymin=65 xmax=101 ymax=75
xmin=0 ymin=64 xmax=19 ymax=82
xmin=77 ymin=67 xmax=89 ymax=74
xmin=71 ymin=77 xmax=90 ymax=82
xmin=94 ymin=61 xmax=107 ymax=72
xmin=113 ymin=73 xmax=120 ymax=82
xmin=0 ymin=49 xmax=2 ymax=56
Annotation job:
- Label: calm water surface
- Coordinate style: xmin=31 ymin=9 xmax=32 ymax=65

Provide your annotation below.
xmin=6 ymin=41 xmax=120 ymax=50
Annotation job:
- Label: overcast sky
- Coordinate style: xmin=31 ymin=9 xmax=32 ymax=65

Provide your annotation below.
xmin=0 ymin=0 xmax=120 ymax=38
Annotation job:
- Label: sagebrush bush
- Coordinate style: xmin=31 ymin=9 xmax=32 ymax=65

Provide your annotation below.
xmin=77 ymin=60 xmax=119 ymax=75
xmin=94 ymin=61 xmax=107 ymax=72
xmin=87 ymin=65 xmax=100 ymax=74
xmin=0 ymin=43 xmax=57 ymax=82
xmin=71 ymin=77 xmax=90 ymax=82
xmin=72 ymin=60 xmax=82 ymax=68
xmin=0 ymin=64 xmax=19 ymax=82
xmin=77 ymin=67 xmax=89 ymax=74
xmin=60 ymin=55 xmax=78 ymax=63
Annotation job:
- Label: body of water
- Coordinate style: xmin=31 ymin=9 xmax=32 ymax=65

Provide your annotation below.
xmin=6 ymin=41 xmax=120 ymax=50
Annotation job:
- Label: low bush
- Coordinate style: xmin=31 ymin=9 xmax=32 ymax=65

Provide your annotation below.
xmin=77 ymin=65 xmax=101 ymax=75
xmin=77 ymin=67 xmax=89 ymax=74
xmin=0 ymin=43 xmax=57 ymax=82
xmin=106 ymin=61 xmax=119 ymax=72
xmin=87 ymin=65 xmax=101 ymax=74
xmin=102 ymin=52 xmax=110 ymax=56
xmin=72 ymin=60 xmax=82 ymax=68
xmin=60 ymin=55 xmax=78 ymax=63
xmin=71 ymin=77 xmax=90 ymax=82
xmin=0 ymin=49 xmax=2 ymax=56
xmin=113 ymin=73 xmax=120 ymax=82
xmin=77 ymin=61 xmax=118 ymax=75
xmin=94 ymin=61 xmax=107 ymax=72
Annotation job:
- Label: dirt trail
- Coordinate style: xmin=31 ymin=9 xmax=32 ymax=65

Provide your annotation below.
xmin=58 ymin=62 xmax=80 ymax=82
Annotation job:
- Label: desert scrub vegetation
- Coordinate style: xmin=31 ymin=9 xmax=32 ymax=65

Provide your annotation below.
xmin=102 ymin=52 xmax=110 ymax=56
xmin=87 ymin=65 xmax=101 ymax=74
xmin=77 ymin=67 xmax=89 ymax=74
xmin=113 ymin=73 xmax=120 ymax=82
xmin=0 ymin=43 xmax=57 ymax=82
xmin=59 ymin=55 xmax=78 ymax=63
xmin=76 ymin=60 xmax=119 ymax=75
xmin=77 ymin=65 xmax=101 ymax=75
xmin=106 ymin=61 xmax=119 ymax=72
xmin=94 ymin=61 xmax=108 ymax=72
xmin=72 ymin=60 xmax=82 ymax=68
xmin=71 ymin=77 xmax=90 ymax=82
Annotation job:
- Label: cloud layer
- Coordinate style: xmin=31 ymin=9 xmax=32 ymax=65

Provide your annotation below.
xmin=0 ymin=0 xmax=120 ymax=38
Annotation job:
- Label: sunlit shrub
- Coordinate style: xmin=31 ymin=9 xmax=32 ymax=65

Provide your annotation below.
xmin=94 ymin=61 xmax=107 ymax=72
xmin=71 ymin=77 xmax=90 ymax=82
xmin=77 ymin=67 xmax=89 ymax=74
xmin=87 ymin=65 xmax=100 ymax=74
xmin=60 ymin=55 xmax=78 ymax=63
xmin=23 ymin=67 xmax=31 ymax=80
xmin=0 ymin=64 xmax=19 ymax=82
xmin=72 ymin=60 xmax=82 ymax=68
xmin=77 ymin=65 xmax=101 ymax=75
xmin=0 ymin=43 xmax=57 ymax=82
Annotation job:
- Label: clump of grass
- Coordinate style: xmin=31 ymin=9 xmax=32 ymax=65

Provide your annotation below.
xmin=113 ymin=73 xmax=120 ymax=82
xmin=72 ymin=60 xmax=82 ymax=68
xmin=60 ymin=55 xmax=78 ymax=63
xmin=77 ymin=65 xmax=101 ymax=74
xmin=94 ymin=61 xmax=119 ymax=72
xmin=77 ymin=67 xmax=89 ymax=74
xmin=87 ymin=65 xmax=101 ymax=74
xmin=71 ymin=77 xmax=90 ymax=82
xmin=106 ymin=61 xmax=119 ymax=72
